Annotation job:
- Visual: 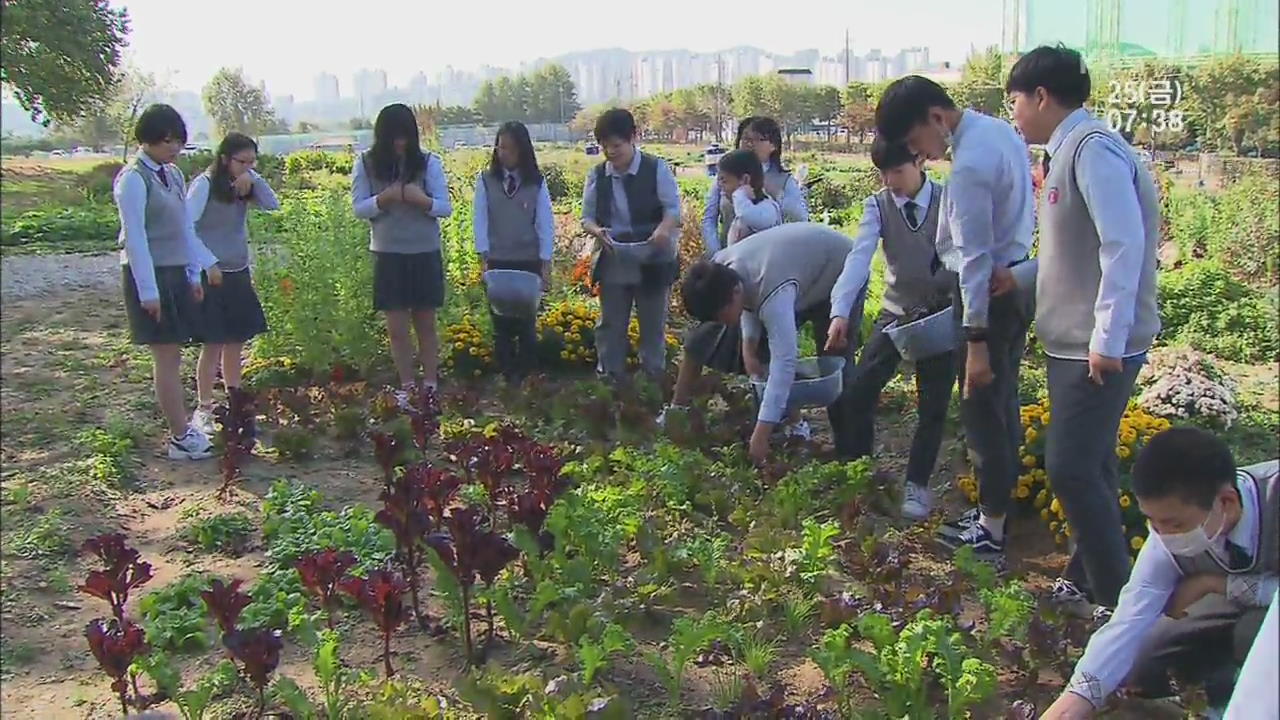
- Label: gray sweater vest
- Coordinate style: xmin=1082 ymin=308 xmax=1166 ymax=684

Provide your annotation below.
xmin=1035 ymin=116 xmax=1161 ymax=359
xmin=361 ymin=151 xmax=443 ymax=254
xmin=1173 ymin=461 xmax=1279 ymax=582
xmin=194 ymin=173 xmax=251 ymax=271
xmin=875 ymin=182 xmax=954 ymax=318
xmin=716 ymin=222 xmax=853 ymax=314
xmin=481 ymin=172 xmax=541 ymax=263
xmin=718 ymin=167 xmax=793 ymax=242
xmin=122 ymin=159 xmax=190 ymax=267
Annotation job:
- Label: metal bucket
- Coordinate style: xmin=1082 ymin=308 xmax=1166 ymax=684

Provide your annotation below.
xmin=483 ymin=269 xmax=541 ymax=318
xmin=750 ymin=356 xmax=847 ymax=410
xmin=883 ymin=306 xmax=960 ymax=361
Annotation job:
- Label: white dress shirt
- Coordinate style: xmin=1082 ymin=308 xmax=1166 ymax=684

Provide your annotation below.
xmin=472 ymin=169 xmax=555 ymax=261
xmin=725 ymin=185 xmax=783 ymax=244
xmin=1044 ymin=106 xmax=1150 ymax=360
xmin=1225 ymin=590 xmax=1279 ymax=720
xmin=350 ymin=152 xmax=453 ymax=220
xmin=702 ymin=161 xmax=809 ymax=253
xmin=1067 ymin=470 xmax=1279 ymax=709
xmin=114 ymin=152 xmax=219 ymax=302
xmin=830 ymin=180 xmax=935 ymax=320
xmin=741 ymin=282 xmax=800 ymax=425
xmin=935 ymin=110 xmax=1035 ymax=329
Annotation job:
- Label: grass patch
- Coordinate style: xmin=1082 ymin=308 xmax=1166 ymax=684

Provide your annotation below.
xmin=3 ymin=507 xmax=73 ymax=562
xmin=184 ymin=512 xmax=254 ymax=556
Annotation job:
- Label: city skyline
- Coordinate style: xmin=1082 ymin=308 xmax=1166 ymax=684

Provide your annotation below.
xmin=112 ymin=0 xmax=1001 ymax=98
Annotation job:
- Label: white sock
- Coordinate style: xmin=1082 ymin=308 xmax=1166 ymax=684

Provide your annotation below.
xmin=979 ymin=513 xmax=1005 ymax=541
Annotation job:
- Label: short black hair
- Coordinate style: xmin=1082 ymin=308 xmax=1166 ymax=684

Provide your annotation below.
xmin=679 ymin=260 xmax=740 ymax=322
xmin=1005 ymin=45 xmax=1091 ymax=108
xmin=134 ymin=104 xmax=188 ymax=145
xmin=870 ymin=135 xmax=916 ymax=171
xmin=1132 ymin=427 xmax=1236 ymax=509
xmin=874 ymin=76 xmax=955 ymax=144
xmin=594 ymin=108 xmax=637 ymax=143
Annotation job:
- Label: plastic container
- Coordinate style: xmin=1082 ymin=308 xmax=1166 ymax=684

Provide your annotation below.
xmin=605 ymin=236 xmax=655 ymax=263
xmin=883 ymin=306 xmax=959 ymax=361
xmin=750 ymin=356 xmax=847 ymax=409
xmin=483 ymin=269 xmax=541 ymax=318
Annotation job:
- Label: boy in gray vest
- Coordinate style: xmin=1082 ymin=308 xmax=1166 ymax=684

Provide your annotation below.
xmin=1041 ymin=428 xmax=1278 ymax=719
xmin=677 ymin=223 xmax=867 ymax=464
xmin=581 ymin=108 xmax=682 ymax=379
xmin=1003 ymin=46 xmax=1162 ymax=613
xmin=834 ymin=136 xmax=956 ymax=522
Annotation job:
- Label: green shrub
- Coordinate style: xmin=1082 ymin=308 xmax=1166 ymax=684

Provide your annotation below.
xmin=1158 ymin=261 xmax=1279 ymax=362
xmin=273 ymin=426 xmax=317 ymax=460
xmin=1208 ymin=174 xmax=1278 ymax=286
xmin=1165 ymin=187 xmax=1215 ymax=263
xmin=184 ymin=512 xmax=254 ymax=555
xmin=0 ymin=202 xmax=119 ymax=253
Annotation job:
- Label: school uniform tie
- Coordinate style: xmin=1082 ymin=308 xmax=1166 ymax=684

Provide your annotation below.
xmin=505 ymin=174 xmax=517 ymax=198
xmin=903 ymin=200 xmax=919 ymax=229
xmin=156 ymin=165 xmax=170 ymax=189
xmin=1041 ymin=151 xmax=1051 ymax=177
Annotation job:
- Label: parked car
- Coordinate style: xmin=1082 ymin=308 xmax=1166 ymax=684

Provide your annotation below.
xmin=454 ymin=140 xmax=469 ymax=149
xmin=704 ymin=142 xmax=727 ymax=176
xmin=49 ymin=149 xmax=68 ymax=158
xmin=585 ymin=142 xmax=600 ymax=156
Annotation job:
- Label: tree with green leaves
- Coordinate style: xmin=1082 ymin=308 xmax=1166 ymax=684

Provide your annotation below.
xmin=1 ymin=0 xmax=130 ymax=124
xmin=526 ymin=65 xmax=580 ymax=123
xmin=954 ymin=45 xmax=1007 ymax=118
xmin=201 ymin=67 xmax=281 ymax=137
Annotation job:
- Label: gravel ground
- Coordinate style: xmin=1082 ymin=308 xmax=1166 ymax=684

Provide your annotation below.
xmin=1 ymin=253 xmax=119 ymax=302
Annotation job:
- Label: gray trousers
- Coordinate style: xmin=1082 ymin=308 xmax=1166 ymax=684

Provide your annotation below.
xmin=955 ymin=286 xmax=1029 ymax=519
xmin=1127 ymin=596 xmax=1267 ymax=707
xmin=846 ymin=311 xmax=956 ymax=487
xmin=596 ymin=281 xmax=671 ymax=377
xmin=1049 ymin=355 xmax=1144 ymax=608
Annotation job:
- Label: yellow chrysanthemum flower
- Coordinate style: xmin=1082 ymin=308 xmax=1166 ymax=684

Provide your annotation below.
xmin=1131 ymin=536 xmax=1145 ymax=551
xmin=1119 ymin=494 xmax=1132 ymax=508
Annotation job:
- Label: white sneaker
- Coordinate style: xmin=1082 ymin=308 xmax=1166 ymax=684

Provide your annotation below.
xmin=784 ymin=419 xmax=812 ymax=440
xmin=191 ymin=406 xmax=217 ymax=437
xmin=655 ymin=404 xmax=687 ymax=429
xmin=901 ymin=484 xmax=934 ymax=521
xmin=168 ymin=427 xmax=215 ymax=461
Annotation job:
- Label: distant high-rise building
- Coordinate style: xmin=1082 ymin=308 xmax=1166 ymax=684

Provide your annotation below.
xmin=407 ymin=72 xmax=432 ymax=105
xmin=314 ymin=73 xmax=340 ymax=104
xmin=353 ymin=69 xmax=388 ymax=117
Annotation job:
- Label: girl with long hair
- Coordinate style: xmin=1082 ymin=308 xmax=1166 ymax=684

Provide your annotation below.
xmin=701 ymin=116 xmax=808 ymax=254
xmin=351 ymin=103 xmax=453 ymax=400
xmin=473 ymin=121 xmax=554 ymax=382
xmin=186 ymin=132 xmax=279 ymax=435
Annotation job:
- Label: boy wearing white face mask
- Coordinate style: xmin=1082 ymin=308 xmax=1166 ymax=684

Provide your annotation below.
xmin=1041 ymin=427 xmax=1278 ymax=720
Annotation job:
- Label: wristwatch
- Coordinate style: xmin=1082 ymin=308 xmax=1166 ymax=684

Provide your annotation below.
xmin=963 ymin=326 xmax=989 ymax=343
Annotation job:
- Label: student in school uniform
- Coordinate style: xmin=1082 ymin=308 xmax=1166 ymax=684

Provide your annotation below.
xmin=875 ymin=76 xmax=1035 ymax=567
xmin=701 ymin=116 xmax=808 ymax=255
xmin=1003 ymin=45 xmax=1161 ymax=615
xmin=186 ymin=132 xmax=279 ymax=436
xmin=473 ymin=121 xmax=554 ymax=384
xmin=1040 ymin=429 xmax=1277 ymax=719
xmin=114 ymin=104 xmax=223 ymax=460
xmin=831 ymin=135 xmax=956 ymax=522
xmin=659 ymin=149 xmax=788 ymax=429
xmin=676 ymin=222 xmax=867 ymax=464
xmin=716 ymin=149 xmax=783 ymax=245
xmin=351 ymin=103 xmax=453 ymax=399
xmin=580 ymin=108 xmax=681 ymax=380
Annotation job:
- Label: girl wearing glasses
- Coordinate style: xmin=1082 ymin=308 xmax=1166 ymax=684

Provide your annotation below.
xmin=185 ymin=132 xmax=279 ymax=436
xmin=700 ymin=116 xmax=809 ymax=254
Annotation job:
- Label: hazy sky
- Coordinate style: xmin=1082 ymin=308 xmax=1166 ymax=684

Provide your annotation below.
xmin=120 ymin=0 xmax=1003 ymax=99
